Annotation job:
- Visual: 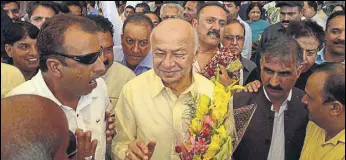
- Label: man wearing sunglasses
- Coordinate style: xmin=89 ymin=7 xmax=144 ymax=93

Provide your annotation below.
xmin=7 ymin=14 xmax=112 ymax=160
xmin=1 ymin=1 xmax=21 ymax=22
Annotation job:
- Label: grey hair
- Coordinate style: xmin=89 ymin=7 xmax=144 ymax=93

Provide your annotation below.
xmin=262 ymin=36 xmax=303 ymax=70
xmin=160 ymin=3 xmax=184 ymax=19
xmin=150 ymin=26 xmax=199 ymax=55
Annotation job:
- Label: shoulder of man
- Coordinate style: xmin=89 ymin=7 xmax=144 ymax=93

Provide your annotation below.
xmin=233 ymin=90 xmax=259 ymax=109
xmin=5 ymin=79 xmax=38 ymax=97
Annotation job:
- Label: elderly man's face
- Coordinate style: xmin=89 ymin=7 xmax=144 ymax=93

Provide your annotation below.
xmin=161 ymin=7 xmax=180 ymax=21
xmin=183 ymin=1 xmax=198 ymax=23
xmin=97 ymin=32 xmax=114 ymax=73
xmin=68 ymin=5 xmax=82 ymax=16
xmin=58 ymin=27 xmax=105 ymax=96
xmin=222 ymin=22 xmax=245 ymax=57
xmin=325 ymin=15 xmax=345 ymax=56
xmin=280 ymin=6 xmax=302 ymax=29
xmin=296 ymin=36 xmax=319 ymax=73
xmin=193 ymin=6 xmax=227 ymax=48
xmin=301 ymin=72 xmax=331 ymax=125
xmin=152 ymin=20 xmax=195 ymax=86
xmin=261 ymin=57 xmax=300 ymax=101
xmin=121 ymin=23 xmax=152 ymax=69
xmin=30 ymin=5 xmax=57 ymax=29
xmin=3 ymin=2 xmax=21 ymax=21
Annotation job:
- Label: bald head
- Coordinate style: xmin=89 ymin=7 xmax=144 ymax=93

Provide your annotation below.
xmin=151 ymin=19 xmax=198 ymax=54
xmin=1 ymin=95 xmax=69 ymax=160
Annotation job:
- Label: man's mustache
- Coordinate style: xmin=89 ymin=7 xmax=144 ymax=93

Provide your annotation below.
xmin=207 ymin=30 xmax=220 ymax=39
xmin=281 ymin=20 xmax=290 ymax=24
xmin=333 ymin=39 xmax=345 ymax=45
xmin=266 ymin=83 xmax=284 ymax=91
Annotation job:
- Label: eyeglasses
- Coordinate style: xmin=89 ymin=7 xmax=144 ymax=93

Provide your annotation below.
xmin=161 ymin=15 xmax=178 ymax=20
xmin=102 ymin=45 xmax=114 ymax=54
xmin=53 ymin=50 xmax=102 ymax=65
xmin=223 ymin=35 xmax=245 ymax=42
xmin=66 ymin=130 xmax=77 ymax=159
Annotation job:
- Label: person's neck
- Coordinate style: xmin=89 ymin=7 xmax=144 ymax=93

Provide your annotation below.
xmin=325 ymin=47 xmax=345 ymax=63
xmin=197 ymin=43 xmax=218 ymax=55
xmin=324 ymin=117 xmax=345 ymax=141
xmin=20 ymin=69 xmax=37 ymax=81
xmin=232 ymin=13 xmax=239 ymax=20
xmin=164 ymin=72 xmax=193 ymax=97
xmin=42 ymin=73 xmax=80 ymax=110
xmin=268 ymin=93 xmax=289 ymax=112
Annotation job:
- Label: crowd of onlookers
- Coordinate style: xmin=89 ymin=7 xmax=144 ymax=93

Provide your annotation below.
xmin=1 ymin=1 xmax=345 ymax=160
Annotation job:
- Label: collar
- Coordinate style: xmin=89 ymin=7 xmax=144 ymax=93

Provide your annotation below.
xmin=323 ymin=129 xmax=345 ymax=146
xmin=123 ymin=51 xmax=153 ymax=70
xmin=151 ymin=70 xmax=197 ymax=98
xmin=316 ymin=47 xmax=326 ymax=64
xmin=263 ymin=87 xmax=292 ymax=111
xmin=33 ymin=70 xmax=98 ymax=109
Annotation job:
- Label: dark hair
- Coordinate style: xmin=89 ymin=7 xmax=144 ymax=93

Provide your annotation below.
xmin=135 ymin=3 xmax=150 ymax=12
xmin=63 ymin=1 xmax=81 ymax=13
xmin=183 ymin=1 xmax=205 ymax=11
xmin=226 ymin=19 xmax=246 ymax=36
xmin=326 ymin=11 xmax=345 ymax=30
xmin=262 ymin=36 xmax=303 ymax=69
xmin=333 ymin=5 xmax=345 ymax=12
xmin=86 ymin=15 xmax=114 ymax=37
xmin=143 ymin=10 xmax=162 ymax=23
xmin=223 ymin=1 xmax=241 ymax=7
xmin=86 ymin=1 xmax=95 ymax=8
xmin=2 ymin=21 xmax=39 ymax=45
xmin=197 ymin=2 xmax=229 ymax=20
xmin=26 ymin=1 xmax=59 ymax=19
xmin=79 ymin=1 xmax=87 ymax=8
xmin=37 ymin=14 xmax=98 ymax=72
xmin=287 ymin=20 xmax=325 ymax=50
xmin=1 ymin=1 xmax=20 ymax=9
xmin=246 ymin=2 xmax=263 ymax=18
xmin=122 ymin=14 xmax=154 ymax=34
xmin=125 ymin=5 xmax=135 ymax=12
xmin=306 ymin=1 xmax=317 ymax=12
xmin=313 ymin=62 xmax=345 ymax=106
xmin=55 ymin=2 xmax=70 ymax=13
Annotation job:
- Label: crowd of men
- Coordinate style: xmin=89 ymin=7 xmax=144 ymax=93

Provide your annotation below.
xmin=1 ymin=1 xmax=345 ymax=160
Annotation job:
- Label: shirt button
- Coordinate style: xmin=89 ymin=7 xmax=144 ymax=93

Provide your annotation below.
xmin=77 ymin=114 xmax=79 ymax=117
xmin=286 ymin=140 xmax=291 ymax=144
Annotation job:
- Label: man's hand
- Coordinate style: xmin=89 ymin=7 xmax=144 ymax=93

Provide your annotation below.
xmin=75 ymin=129 xmax=98 ymax=160
xmin=219 ymin=65 xmax=236 ymax=87
xmin=125 ymin=139 xmax=156 ymax=160
xmin=105 ymin=111 xmax=116 ymax=142
xmin=243 ymin=80 xmax=262 ymax=92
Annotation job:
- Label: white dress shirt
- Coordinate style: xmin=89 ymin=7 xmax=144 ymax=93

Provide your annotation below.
xmin=264 ymin=88 xmax=292 ymax=160
xmin=6 ymin=71 xmax=111 ymax=160
xmin=311 ymin=13 xmax=326 ymax=30
xmin=237 ymin=15 xmax=253 ymax=60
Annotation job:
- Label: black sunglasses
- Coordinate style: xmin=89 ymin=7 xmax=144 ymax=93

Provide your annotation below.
xmin=67 ymin=130 xmax=77 ymax=159
xmin=53 ymin=50 xmax=102 ymax=65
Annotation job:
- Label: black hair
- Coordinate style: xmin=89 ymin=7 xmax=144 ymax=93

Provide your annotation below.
xmin=55 ymin=2 xmax=70 ymax=13
xmin=313 ymin=62 xmax=345 ymax=106
xmin=197 ymin=2 xmax=229 ymax=20
xmin=306 ymin=1 xmax=318 ymax=12
xmin=262 ymin=36 xmax=303 ymax=69
xmin=246 ymin=2 xmax=263 ymax=18
xmin=63 ymin=1 xmax=81 ymax=14
xmin=143 ymin=10 xmax=162 ymax=23
xmin=183 ymin=1 xmax=205 ymax=11
xmin=86 ymin=15 xmax=114 ymax=37
xmin=26 ymin=1 xmax=59 ymax=19
xmin=1 ymin=1 xmax=20 ymax=9
xmin=135 ymin=3 xmax=150 ymax=12
xmin=2 ymin=21 xmax=39 ymax=46
xmin=86 ymin=1 xmax=95 ymax=8
xmin=223 ymin=1 xmax=241 ymax=7
xmin=287 ymin=20 xmax=325 ymax=50
xmin=37 ymin=14 xmax=98 ymax=72
xmin=125 ymin=5 xmax=135 ymax=12
xmin=122 ymin=14 xmax=154 ymax=34
xmin=225 ymin=18 xmax=246 ymax=36
xmin=326 ymin=11 xmax=345 ymax=30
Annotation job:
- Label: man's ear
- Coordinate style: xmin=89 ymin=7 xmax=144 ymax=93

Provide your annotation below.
xmin=192 ymin=18 xmax=198 ymax=28
xmin=330 ymin=101 xmax=344 ymax=116
xmin=4 ymin=44 xmax=13 ymax=57
xmin=46 ymin=58 xmax=64 ymax=78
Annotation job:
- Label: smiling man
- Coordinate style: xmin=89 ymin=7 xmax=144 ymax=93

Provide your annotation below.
xmin=233 ymin=36 xmax=308 ymax=160
xmin=6 ymin=14 xmax=114 ymax=160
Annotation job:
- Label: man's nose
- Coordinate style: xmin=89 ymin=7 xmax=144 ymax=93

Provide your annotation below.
xmin=269 ymin=74 xmax=280 ymax=87
xmin=93 ymin=56 xmax=106 ymax=75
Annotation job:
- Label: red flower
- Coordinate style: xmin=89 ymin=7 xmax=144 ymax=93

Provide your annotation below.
xmin=200 ymin=123 xmax=212 ymax=138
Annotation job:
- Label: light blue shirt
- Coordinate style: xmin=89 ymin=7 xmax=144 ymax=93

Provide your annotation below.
xmin=316 ymin=47 xmax=326 ymax=64
xmin=237 ymin=15 xmax=253 ymax=60
xmin=113 ymin=45 xmax=153 ymax=76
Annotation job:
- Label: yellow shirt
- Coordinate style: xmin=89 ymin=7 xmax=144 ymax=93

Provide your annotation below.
xmin=102 ymin=62 xmax=136 ymax=109
xmin=300 ymin=121 xmax=345 ymax=160
xmin=111 ymin=69 xmax=214 ymax=160
xmin=1 ymin=63 xmax=25 ymax=98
